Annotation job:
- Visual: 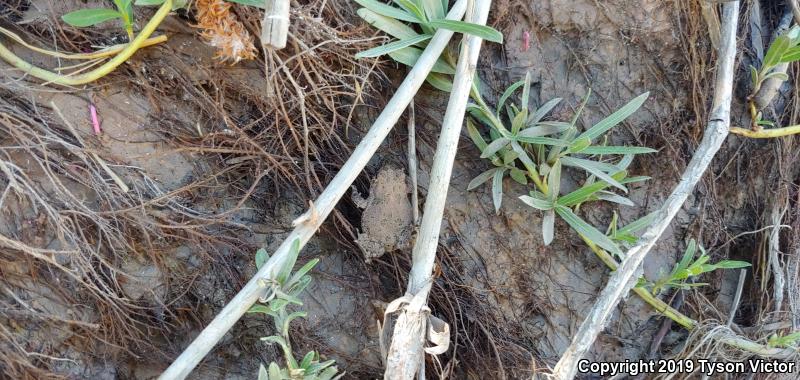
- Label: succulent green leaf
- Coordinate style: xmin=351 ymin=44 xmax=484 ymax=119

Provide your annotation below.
xmin=529 ymin=97 xmax=562 ymax=125
xmin=577 ymin=92 xmax=649 ymax=142
xmin=357 ymin=8 xmax=420 ymax=40
xmin=355 ymin=0 xmax=421 ymax=22
xmin=561 ymin=156 xmax=627 ymax=192
xmin=580 ymin=146 xmax=657 ymax=155
xmin=426 ymin=19 xmax=504 ymax=43
xmin=356 ymin=34 xmax=432 ymax=58
xmin=492 ymin=169 xmax=505 ymax=213
xmin=467 ymin=168 xmax=499 ymax=190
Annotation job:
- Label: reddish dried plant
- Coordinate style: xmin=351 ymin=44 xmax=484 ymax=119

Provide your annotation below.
xmin=195 ymin=0 xmax=257 ymax=63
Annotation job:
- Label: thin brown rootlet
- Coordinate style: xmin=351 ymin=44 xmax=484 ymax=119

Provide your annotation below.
xmin=0 ymin=0 xmax=384 ymax=377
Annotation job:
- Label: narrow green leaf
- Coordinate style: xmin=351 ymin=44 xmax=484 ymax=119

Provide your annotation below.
xmin=388 ymin=46 xmax=455 ymax=74
xmin=517 ymin=124 xmax=569 ymax=139
xmin=467 ymin=118 xmax=488 ymax=151
xmin=357 ymin=8 xmax=420 ymax=40
xmin=514 ymin=136 xmax=571 ymax=145
xmin=595 ymin=191 xmax=634 ymax=206
xmin=418 ymin=0 xmax=445 ymax=20
xmin=529 ymin=97 xmax=562 ymax=125
xmin=511 ymin=108 xmax=528 ymax=135
xmin=566 ymin=137 xmax=591 ymax=154
xmin=426 ymin=19 xmax=504 ymax=43
xmin=247 ymin=304 xmax=271 ymax=314
xmin=393 ymin=0 xmax=426 ymax=21
xmin=764 ymin=35 xmax=792 ymax=68
xmin=749 ymin=65 xmax=759 ymax=86
xmin=481 ymin=137 xmax=511 ymax=158
xmin=496 ymin=80 xmax=525 ymax=116
xmin=468 ymin=168 xmax=498 ymax=190
xmin=492 ymin=169 xmax=505 ymax=213
xmin=287 ymin=258 xmax=319 ymax=288
xmin=555 ymin=205 xmax=622 ymax=256
xmin=519 ymin=192 xmax=553 ymax=210
xmin=426 ymin=72 xmax=453 ymax=91
xmin=355 ymin=0 xmax=421 ymax=22
xmin=509 ymin=168 xmax=527 ymax=184
xmin=763 ymin=71 xmax=790 ymax=82
xmin=617 ymin=212 xmax=658 ymax=235
xmin=580 ymin=145 xmax=657 ymax=155
xmin=561 ymin=156 xmax=627 ymax=192
xmin=268 ymin=363 xmax=281 ymax=380
xmin=710 ymin=260 xmax=751 ymax=269
xmin=521 ymin=72 xmax=531 ymax=113
xmin=226 ymin=0 xmax=267 ymax=8
xmin=276 ymin=239 xmax=301 ymax=284
xmin=557 ymin=171 xmax=626 ymax=206
xmin=780 ymin=46 xmax=800 ymax=63
xmin=542 ymin=209 xmax=555 ymax=245
xmin=577 ymin=92 xmax=649 ymax=142
xmin=548 ymin=160 xmax=562 ymax=197
xmin=61 ymin=8 xmax=121 ymax=27
xmin=356 ymin=34 xmax=432 ymax=58
xmin=255 ymin=248 xmax=268 ymax=270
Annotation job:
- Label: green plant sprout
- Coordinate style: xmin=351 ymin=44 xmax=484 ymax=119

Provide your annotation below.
xmin=247 ymin=240 xmax=341 ymax=380
xmin=637 ymin=239 xmax=750 ymax=295
xmin=732 ymin=25 xmax=800 ymax=138
xmin=354 ymin=0 xmax=502 ymax=91
xmin=768 ymin=331 xmax=800 ymax=348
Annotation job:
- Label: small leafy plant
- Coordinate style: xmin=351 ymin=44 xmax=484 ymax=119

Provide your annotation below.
xmin=62 ymin=0 xmax=139 ymax=40
xmin=467 ymin=72 xmax=654 ymax=255
xmin=748 ymin=26 xmax=800 ymax=128
xmin=354 ymin=0 xmax=503 ymax=91
xmin=248 ymin=240 xmax=341 ymax=380
xmin=637 ymin=239 xmax=750 ymax=295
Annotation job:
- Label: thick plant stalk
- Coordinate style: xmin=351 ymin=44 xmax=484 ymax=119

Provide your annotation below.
xmin=384 ymin=1 xmax=491 ymax=378
xmin=0 ymin=0 xmax=172 ymax=86
xmin=157 ymin=1 xmax=469 ymax=379
xmin=550 ymin=2 xmax=739 ymax=379
xmin=731 ymin=125 xmax=800 ymax=137
xmin=261 ymin=0 xmax=290 ymax=50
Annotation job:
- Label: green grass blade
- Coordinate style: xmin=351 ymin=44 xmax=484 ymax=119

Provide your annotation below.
xmin=580 ymin=146 xmax=657 ymax=155
xmin=357 ymin=8 xmax=420 ymax=40
xmin=355 ymin=0 xmax=421 ymax=22
xmin=426 ymin=19 xmax=503 ymax=43
xmin=577 ymin=92 xmax=649 ymax=142
xmin=388 ymin=46 xmax=455 ymax=74
xmin=355 ymin=34 xmax=432 ymax=58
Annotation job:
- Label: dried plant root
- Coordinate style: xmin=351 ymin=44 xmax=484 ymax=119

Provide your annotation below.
xmin=195 ymin=0 xmax=257 ymax=63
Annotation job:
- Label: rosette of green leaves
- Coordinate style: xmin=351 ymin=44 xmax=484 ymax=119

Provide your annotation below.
xmin=467 ymin=72 xmax=655 ymax=255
